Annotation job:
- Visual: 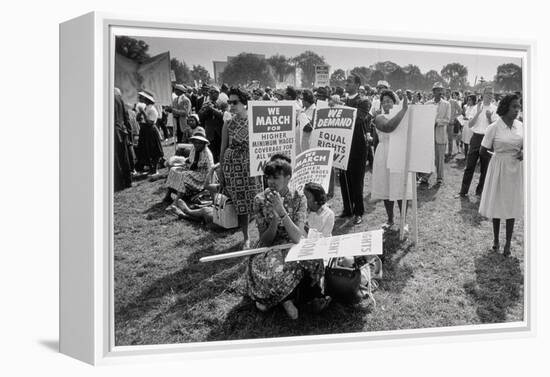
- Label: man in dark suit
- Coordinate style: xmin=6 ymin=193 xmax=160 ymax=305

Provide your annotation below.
xmin=340 ymin=74 xmax=370 ymax=225
xmin=198 ymin=85 xmax=224 ymax=162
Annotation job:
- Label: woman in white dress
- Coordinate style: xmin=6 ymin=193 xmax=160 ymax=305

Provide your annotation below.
xmin=371 ymin=90 xmax=411 ymax=228
xmin=479 ymin=94 xmax=523 ymax=257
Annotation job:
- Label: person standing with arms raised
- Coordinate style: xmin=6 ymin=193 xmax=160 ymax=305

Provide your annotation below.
xmin=456 ymin=86 xmax=498 ymax=198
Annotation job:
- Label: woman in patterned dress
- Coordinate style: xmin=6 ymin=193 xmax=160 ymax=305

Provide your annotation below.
xmin=219 ymin=87 xmax=263 ymax=249
xmin=245 ymin=159 xmax=324 ymax=320
xmin=479 ymin=94 xmax=523 ymax=257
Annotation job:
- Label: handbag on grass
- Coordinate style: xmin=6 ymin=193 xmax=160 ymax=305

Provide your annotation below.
xmin=324 ymin=258 xmax=362 ymax=304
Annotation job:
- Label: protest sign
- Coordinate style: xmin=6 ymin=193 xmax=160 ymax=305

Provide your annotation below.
xmin=387 ymin=104 xmax=437 ymax=174
xmin=290 ymin=148 xmax=334 ymax=193
xmin=310 ymin=106 xmax=357 ymax=170
xmin=248 ymin=101 xmax=296 ymax=176
xmin=285 ymin=230 xmax=383 ymax=262
xmin=115 ymin=52 xmax=172 ymax=105
xmin=314 ymin=65 xmax=330 ymax=87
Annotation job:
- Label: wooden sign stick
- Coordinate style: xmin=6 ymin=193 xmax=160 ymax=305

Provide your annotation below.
xmin=200 ymin=243 xmax=294 ymax=263
xmin=400 ymin=106 xmax=414 ymax=241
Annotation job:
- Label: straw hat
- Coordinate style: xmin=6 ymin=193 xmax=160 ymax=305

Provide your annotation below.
xmin=376 ymin=80 xmax=390 ymax=89
xmin=189 ymin=126 xmax=209 ymax=144
xmin=138 ymin=90 xmax=155 ymax=103
xmin=432 ymin=82 xmax=445 ymax=90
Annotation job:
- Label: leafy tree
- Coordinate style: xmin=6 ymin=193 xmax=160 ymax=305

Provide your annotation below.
xmin=350 ymin=66 xmax=373 ymax=87
xmin=329 ymin=69 xmax=346 ymax=87
xmin=191 ymin=64 xmax=211 ymax=84
xmin=424 ymin=70 xmax=444 ymax=89
xmin=368 ymin=70 xmax=385 ymax=87
xmin=220 ymin=53 xmax=275 ymax=87
xmin=403 ymin=64 xmax=424 ymax=90
xmin=267 ymin=54 xmax=294 ymax=82
xmin=441 ymin=62 xmax=469 ymax=89
xmin=291 ymin=51 xmax=327 ymax=88
xmin=171 ymin=58 xmax=193 ymax=85
xmin=115 ymin=36 xmax=151 ymax=64
xmin=373 ymin=61 xmax=400 ymax=77
xmin=387 ymin=66 xmax=407 ymax=90
xmin=494 ymin=63 xmax=522 ymax=91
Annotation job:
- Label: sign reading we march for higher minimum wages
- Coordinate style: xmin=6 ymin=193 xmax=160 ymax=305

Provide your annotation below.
xmin=309 ymin=106 xmax=357 ymax=170
xmin=248 ymin=101 xmax=296 ymax=176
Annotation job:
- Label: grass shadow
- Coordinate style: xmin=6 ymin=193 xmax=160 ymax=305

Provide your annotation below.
xmin=464 ymin=251 xmax=523 ymax=323
xmin=115 ymin=243 xmax=245 ymax=326
xmin=377 ymin=230 xmax=414 ymax=293
xmin=457 ymin=197 xmax=484 ymax=226
xmin=204 ymin=294 xmax=372 ymax=342
xmin=142 ymin=201 xmax=171 ymax=220
xmin=416 ymin=184 xmax=441 ymax=208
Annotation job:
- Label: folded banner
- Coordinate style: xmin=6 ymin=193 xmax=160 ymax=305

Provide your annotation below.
xmin=248 ymin=101 xmax=296 ymax=176
xmin=310 ymin=106 xmax=357 ymax=170
xmin=285 ymin=230 xmax=383 ymax=262
xmin=290 ymin=147 xmax=333 ymax=193
xmin=387 ymin=104 xmax=437 ymax=173
xmin=115 ymin=52 xmax=172 ymax=106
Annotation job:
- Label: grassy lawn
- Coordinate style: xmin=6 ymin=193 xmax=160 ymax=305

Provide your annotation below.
xmin=114 ymin=145 xmax=524 ymax=346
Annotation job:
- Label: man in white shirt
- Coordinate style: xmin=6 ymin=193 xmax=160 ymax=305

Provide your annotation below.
xmin=457 ymin=86 xmax=498 ymax=197
xmin=421 ymin=82 xmax=451 ymax=185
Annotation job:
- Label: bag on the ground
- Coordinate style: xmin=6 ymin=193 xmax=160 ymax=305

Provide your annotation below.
xmin=212 ymin=193 xmax=239 ymax=229
xmin=324 ymin=258 xmax=362 ymax=304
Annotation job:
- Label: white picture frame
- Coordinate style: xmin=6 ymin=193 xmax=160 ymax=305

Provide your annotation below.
xmin=59 ymin=11 xmax=534 ymax=365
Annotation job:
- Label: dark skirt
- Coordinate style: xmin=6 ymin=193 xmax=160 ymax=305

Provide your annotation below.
xmin=136 ymin=123 xmax=164 ymax=167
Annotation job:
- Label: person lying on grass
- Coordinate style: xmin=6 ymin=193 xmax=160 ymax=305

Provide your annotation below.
xmin=163 ymin=127 xmax=214 ymax=206
xmin=244 ymin=159 xmax=325 ymax=320
xmin=166 ymin=163 xmax=220 ymax=224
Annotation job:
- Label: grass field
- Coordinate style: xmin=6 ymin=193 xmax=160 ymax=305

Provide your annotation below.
xmin=114 ymin=144 xmax=524 ymax=346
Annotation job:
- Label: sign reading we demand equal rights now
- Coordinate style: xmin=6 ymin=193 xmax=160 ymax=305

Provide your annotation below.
xmin=248 ymin=101 xmax=296 ymax=177
xmin=285 ymin=229 xmax=383 ymax=262
xmin=310 ymin=106 xmax=357 ymax=170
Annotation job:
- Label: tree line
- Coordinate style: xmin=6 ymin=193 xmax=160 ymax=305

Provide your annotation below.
xmin=115 ymin=36 xmax=522 ymax=92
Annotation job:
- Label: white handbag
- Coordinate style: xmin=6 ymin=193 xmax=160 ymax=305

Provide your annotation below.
xmin=212 ymin=193 xmax=239 ymax=229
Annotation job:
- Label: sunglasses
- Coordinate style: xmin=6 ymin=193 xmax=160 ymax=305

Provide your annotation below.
xmin=227 ymin=100 xmax=240 ymax=105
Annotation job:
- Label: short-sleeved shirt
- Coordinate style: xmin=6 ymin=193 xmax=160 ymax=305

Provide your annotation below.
xmin=471 ymin=104 xmax=498 ymax=135
xmin=307 ymin=205 xmax=335 ymax=237
xmin=481 ymin=118 xmax=523 ymax=153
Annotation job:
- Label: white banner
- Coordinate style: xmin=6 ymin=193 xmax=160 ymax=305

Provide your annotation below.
xmin=314 ymin=65 xmax=330 ymax=87
xmin=248 ymin=101 xmax=296 ymax=176
xmin=387 ymin=104 xmax=437 ymax=173
xmin=285 ymin=230 xmax=383 ymax=262
xmin=290 ymin=148 xmax=334 ymax=193
xmin=310 ymin=106 xmax=357 ymax=170
xmin=115 ymin=52 xmax=172 ymax=106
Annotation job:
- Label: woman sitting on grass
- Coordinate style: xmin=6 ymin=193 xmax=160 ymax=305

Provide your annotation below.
xmin=167 ymin=163 xmax=220 ymax=224
xmin=163 ymin=127 xmax=213 ymax=205
xmin=245 ymin=159 xmax=324 ymax=320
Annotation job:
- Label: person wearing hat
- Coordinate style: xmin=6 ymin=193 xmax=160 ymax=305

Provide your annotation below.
xmin=135 ymin=90 xmax=164 ymax=177
xmin=419 ymin=82 xmax=451 ymax=186
xmin=165 ymin=84 xmax=192 ymax=143
xmin=370 ymin=80 xmax=390 ymax=116
xmin=339 ymin=73 xmax=370 ymax=225
xmin=163 ymin=126 xmax=214 ymax=204
xmin=198 ymin=85 xmax=224 ymax=162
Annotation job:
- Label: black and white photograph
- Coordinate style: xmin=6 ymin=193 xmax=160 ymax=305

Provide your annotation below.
xmin=112 ymin=27 xmax=525 ymax=346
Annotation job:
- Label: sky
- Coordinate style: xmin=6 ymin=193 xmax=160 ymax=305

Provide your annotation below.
xmin=132 ymin=35 xmax=522 ymax=86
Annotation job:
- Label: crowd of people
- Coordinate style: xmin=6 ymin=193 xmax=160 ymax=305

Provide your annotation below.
xmin=114 ymin=73 xmax=524 ymax=319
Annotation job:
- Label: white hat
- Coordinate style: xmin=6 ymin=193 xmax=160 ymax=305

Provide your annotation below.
xmin=432 ymin=82 xmax=445 ymax=90
xmin=138 ymin=91 xmax=155 ymax=103
xmin=377 ymin=80 xmax=390 ymax=88
xmin=189 ymin=126 xmax=210 ymax=144
xmin=174 ymin=84 xmax=186 ymax=93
